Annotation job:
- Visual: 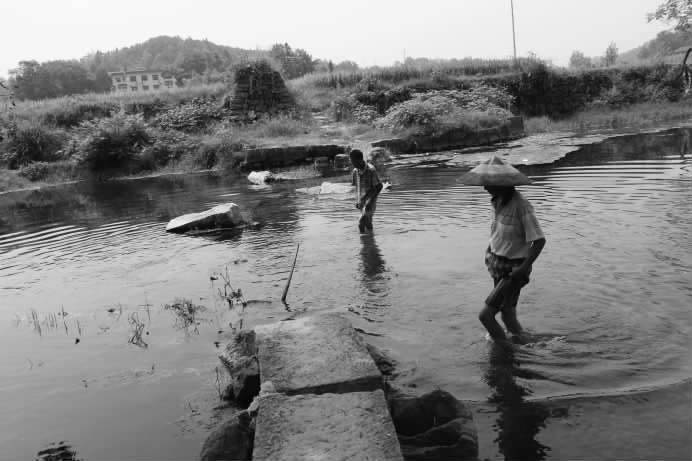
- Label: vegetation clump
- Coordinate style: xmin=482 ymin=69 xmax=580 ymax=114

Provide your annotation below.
xmin=376 ymin=87 xmax=513 ymax=135
xmin=164 ymin=298 xmax=207 ymax=334
xmin=155 ymin=96 xmax=226 ymax=132
xmin=71 ymin=112 xmax=150 ymax=172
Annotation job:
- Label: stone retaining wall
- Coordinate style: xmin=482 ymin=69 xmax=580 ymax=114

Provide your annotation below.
xmin=372 ymin=116 xmax=525 ymax=154
xmin=226 ymin=117 xmax=525 ymax=170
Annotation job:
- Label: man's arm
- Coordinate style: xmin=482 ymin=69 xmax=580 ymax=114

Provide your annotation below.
xmin=512 ymin=237 xmax=545 ymax=279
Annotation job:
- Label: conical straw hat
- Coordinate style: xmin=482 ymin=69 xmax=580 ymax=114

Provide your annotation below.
xmin=461 ymin=155 xmax=531 ymax=186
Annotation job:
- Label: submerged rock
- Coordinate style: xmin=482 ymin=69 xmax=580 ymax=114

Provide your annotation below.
xmin=388 ymin=389 xmax=478 ymax=461
xmin=165 ymin=203 xmax=244 ymax=233
xmin=247 ymin=171 xmax=275 ymax=184
xmin=199 ymin=410 xmax=254 ymax=461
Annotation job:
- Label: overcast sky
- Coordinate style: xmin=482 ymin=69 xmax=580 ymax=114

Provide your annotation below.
xmin=1 ymin=0 xmax=672 ymax=77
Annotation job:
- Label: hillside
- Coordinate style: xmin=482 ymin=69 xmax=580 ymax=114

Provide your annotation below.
xmin=618 ymin=28 xmax=692 ymax=65
xmin=81 ymin=35 xmax=267 ymax=74
xmin=7 ymin=36 xmax=268 ymax=100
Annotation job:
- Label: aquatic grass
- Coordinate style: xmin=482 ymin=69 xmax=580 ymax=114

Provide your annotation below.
xmin=164 ymin=298 xmax=206 ymax=334
xmin=213 ymin=267 xmax=246 ymax=309
xmin=128 ymin=312 xmax=148 ymax=348
xmin=30 ymin=309 xmax=42 ymax=336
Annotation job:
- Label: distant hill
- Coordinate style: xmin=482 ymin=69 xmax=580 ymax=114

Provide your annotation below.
xmin=617 ymin=29 xmax=692 ymax=65
xmin=8 ymin=36 xmax=270 ymax=100
xmin=81 ymin=35 xmax=267 ymax=75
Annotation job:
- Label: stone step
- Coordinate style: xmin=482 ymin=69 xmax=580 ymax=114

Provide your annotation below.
xmin=255 ymin=313 xmax=382 ymax=395
xmin=253 ymin=389 xmax=403 ymax=461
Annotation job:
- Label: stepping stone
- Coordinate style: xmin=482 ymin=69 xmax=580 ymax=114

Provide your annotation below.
xmin=165 ymin=203 xmax=243 ymax=233
xmin=255 ymin=313 xmax=382 ymax=395
xmin=253 ymin=390 xmax=403 ymax=461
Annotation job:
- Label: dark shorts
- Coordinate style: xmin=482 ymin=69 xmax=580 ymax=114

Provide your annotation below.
xmin=484 ymin=248 xmax=530 ymax=310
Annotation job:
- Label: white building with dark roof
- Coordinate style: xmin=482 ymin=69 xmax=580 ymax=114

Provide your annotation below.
xmin=108 ymin=69 xmax=176 ymax=92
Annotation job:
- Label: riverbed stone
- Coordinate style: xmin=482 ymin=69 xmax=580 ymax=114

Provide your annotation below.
xmin=199 ymin=410 xmax=253 ymax=461
xmin=252 ymin=389 xmax=404 ymax=461
xmin=165 ymin=203 xmax=244 ymax=233
xmin=388 ymin=389 xmax=478 ymax=461
xmin=255 ymin=313 xmax=382 ymax=395
xmin=219 ymin=330 xmax=260 ymax=407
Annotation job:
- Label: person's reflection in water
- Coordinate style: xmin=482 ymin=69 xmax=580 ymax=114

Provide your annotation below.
xmin=357 ymin=233 xmax=390 ymax=308
xmin=482 ymin=344 xmax=551 ymax=461
xmin=681 ymin=129 xmax=690 ymax=157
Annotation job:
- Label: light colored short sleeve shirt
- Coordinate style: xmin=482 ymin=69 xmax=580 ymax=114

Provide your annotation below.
xmin=353 ymin=162 xmax=380 ymax=198
xmin=489 ymin=191 xmax=544 ymax=259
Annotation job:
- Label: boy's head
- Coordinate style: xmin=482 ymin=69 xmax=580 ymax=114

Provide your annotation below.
xmin=349 ymin=149 xmax=365 ymax=170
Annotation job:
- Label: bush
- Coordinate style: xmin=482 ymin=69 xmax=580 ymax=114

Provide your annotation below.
xmin=122 ymin=98 xmax=170 ymax=119
xmin=155 ymin=97 xmax=225 ymax=132
xmin=41 ymin=101 xmax=118 ymax=128
xmin=376 ymin=88 xmax=512 ymax=135
xmin=333 ymin=95 xmax=379 ymax=123
xmin=72 ymin=112 xmax=150 ymax=171
xmin=250 ymin=115 xmax=311 ymax=138
xmin=0 ymin=123 xmax=67 ymax=169
xmin=18 ymin=162 xmax=51 ymax=181
xmin=138 ymin=129 xmax=193 ymax=169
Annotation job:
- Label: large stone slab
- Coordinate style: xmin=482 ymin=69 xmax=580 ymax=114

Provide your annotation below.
xmin=253 ymin=390 xmax=403 ymax=461
xmin=165 ymin=203 xmax=243 ymax=233
xmin=255 ymin=314 xmax=382 ymax=395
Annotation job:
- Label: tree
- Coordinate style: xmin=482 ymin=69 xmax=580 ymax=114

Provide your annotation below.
xmin=649 ymin=0 xmax=691 ymax=31
xmin=569 ymin=50 xmax=592 ymax=69
xmin=335 ymin=60 xmax=359 ymax=72
xmin=10 ymin=59 xmax=94 ymax=100
xmin=269 ymin=43 xmax=315 ymax=79
xmin=180 ymin=52 xmax=207 ymax=75
xmin=604 ymin=42 xmax=618 ymax=66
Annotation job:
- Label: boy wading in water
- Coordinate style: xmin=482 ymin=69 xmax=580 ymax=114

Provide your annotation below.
xmin=350 ymin=149 xmax=383 ymax=234
xmin=462 ymin=156 xmax=546 ymax=344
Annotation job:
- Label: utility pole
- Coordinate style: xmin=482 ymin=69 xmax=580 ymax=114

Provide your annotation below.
xmin=510 ymin=0 xmax=517 ymax=63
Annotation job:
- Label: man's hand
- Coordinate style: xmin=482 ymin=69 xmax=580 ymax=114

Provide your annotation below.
xmin=510 ymin=264 xmax=531 ymax=282
xmin=355 ymin=201 xmax=362 ymax=209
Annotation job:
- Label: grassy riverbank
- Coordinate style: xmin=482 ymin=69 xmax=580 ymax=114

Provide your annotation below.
xmin=526 ymin=100 xmax=692 ymax=135
xmin=1 ymin=60 xmax=690 ymax=193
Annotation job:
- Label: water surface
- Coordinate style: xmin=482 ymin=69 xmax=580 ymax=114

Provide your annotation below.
xmin=1 ymin=128 xmax=690 ymax=460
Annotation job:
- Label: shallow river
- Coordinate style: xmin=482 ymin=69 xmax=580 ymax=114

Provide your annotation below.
xmin=1 ymin=128 xmax=691 ymax=460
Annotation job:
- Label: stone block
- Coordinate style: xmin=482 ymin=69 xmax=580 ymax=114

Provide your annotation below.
xmin=253 ymin=390 xmax=403 ymax=461
xmin=255 ymin=313 xmax=382 ymax=395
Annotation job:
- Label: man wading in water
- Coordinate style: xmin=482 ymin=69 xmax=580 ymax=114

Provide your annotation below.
xmin=350 ymin=149 xmax=383 ymax=234
xmin=462 ymin=156 xmax=546 ymax=344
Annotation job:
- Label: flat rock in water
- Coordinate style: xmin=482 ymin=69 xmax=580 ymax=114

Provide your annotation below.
xmin=255 ymin=313 xmax=382 ymax=395
xmin=165 ymin=203 xmax=244 ymax=233
xmin=253 ymin=390 xmax=403 ymax=461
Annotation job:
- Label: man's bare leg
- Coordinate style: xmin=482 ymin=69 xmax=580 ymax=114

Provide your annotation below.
xmin=501 ymin=305 xmax=523 ymax=336
xmin=479 ymin=304 xmax=507 ymax=342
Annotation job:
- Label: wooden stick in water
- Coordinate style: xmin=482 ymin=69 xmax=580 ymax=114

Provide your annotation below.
xmin=281 ymin=244 xmax=300 ymax=303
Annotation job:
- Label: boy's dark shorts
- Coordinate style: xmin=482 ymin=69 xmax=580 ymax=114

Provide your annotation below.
xmin=484 ymin=248 xmax=530 ymax=310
